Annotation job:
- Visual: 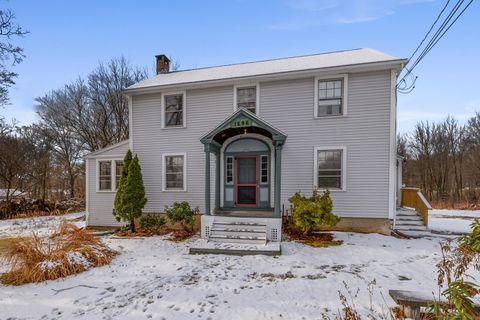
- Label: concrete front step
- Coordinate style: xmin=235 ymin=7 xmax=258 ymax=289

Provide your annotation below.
xmin=209 ymin=235 xmax=266 ymax=245
xmin=189 ymin=239 xmax=281 ymax=256
xmin=212 ymin=222 xmax=267 ymax=232
xmin=211 ymin=229 xmax=266 ymax=238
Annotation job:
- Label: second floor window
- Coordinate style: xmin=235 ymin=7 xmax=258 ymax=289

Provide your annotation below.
xmin=317 ymin=79 xmax=343 ymax=116
xmin=164 ymin=94 xmax=184 ymax=127
xmin=236 ymin=86 xmax=256 ymax=114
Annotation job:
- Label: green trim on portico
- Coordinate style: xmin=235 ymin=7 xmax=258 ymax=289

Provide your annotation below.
xmin=200 ymin=108 xmax=287 ymax=217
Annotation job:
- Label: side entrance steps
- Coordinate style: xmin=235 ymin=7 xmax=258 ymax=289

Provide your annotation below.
xmin=393 ymin=208 xmax=457 ymax=239
xmin=208 ymin=219 xmax=268 ymax=245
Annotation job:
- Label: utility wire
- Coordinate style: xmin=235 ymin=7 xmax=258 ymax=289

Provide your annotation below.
xmin=410 ymin=0 xmax=474 ymax=73
xmin=406 ymin=0 xmax=452 ymax=63
xmin=397 ymin=0 xmax=475 ymax=90
xmin=399 ymin=0 xmax=465 ymax=85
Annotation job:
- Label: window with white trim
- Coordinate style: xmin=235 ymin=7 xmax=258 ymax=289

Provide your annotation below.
xmin=235 ymin=86 xmax=257 ymax=114
xmin=316 ymin=149 xmax=343 ymax=190
xmin=97 ymin=159 xmax=123 ymax=192
xmin=164 ymin=93 xmax=184 ymax=127
xmin=99 ymin=161 xmax=112 ymax=191
xmin=318 ymin=79 xmax=343 ymax=116
xmin=314 ymin=75 xmax=347 ymax=117
xmin=164 ymin=154 xmax=185 ymax=190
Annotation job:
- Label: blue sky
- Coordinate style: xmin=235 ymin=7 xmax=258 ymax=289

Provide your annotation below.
xmin=2 ymin=0 xmax=479 ymax=133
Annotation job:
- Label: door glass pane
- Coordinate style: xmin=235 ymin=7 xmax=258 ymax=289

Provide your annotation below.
xmin=238 ymin=186 xmax=256 ymax=204
xmin=237 ymin=158 xmax=256 ymax=184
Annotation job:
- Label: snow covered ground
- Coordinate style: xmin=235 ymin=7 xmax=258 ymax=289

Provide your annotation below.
xmin=0 ymin=212 xmax=85 ymax=239
xmin=0 ymin=213 xmax=478 ymax=320
xmin=428 ymin=209 xmax=479 ymax=234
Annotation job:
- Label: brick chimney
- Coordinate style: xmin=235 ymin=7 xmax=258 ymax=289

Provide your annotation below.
xmin=155 ymin=54 xmax=170 ymax=74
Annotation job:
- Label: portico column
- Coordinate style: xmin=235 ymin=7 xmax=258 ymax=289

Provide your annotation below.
xmin=204 ymin=144 xmax=211 ymax=215
xmin=274 ymin=141 xmax=284 ymax=218
xmin=215 ymin=151 xmax=221 ymax=212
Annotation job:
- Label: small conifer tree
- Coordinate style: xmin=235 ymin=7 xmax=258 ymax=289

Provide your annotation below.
xmin=289 ymin=189 xmax=340 ymax=235
xmin=115 ymin=154 xmax=147 ymax=232
xmin=113 ymin=149 xmax=133 ymax=221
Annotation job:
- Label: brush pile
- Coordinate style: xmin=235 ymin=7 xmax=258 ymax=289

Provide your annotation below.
xmin=0 ymin=222 xmax=116 ymax=285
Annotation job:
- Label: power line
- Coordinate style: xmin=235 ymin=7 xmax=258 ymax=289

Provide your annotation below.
xmin=397 ymin=0 xmax=475 ymax=91
xmin=406 ymin=0 xmax=452 ymax=63
xmin=410 ymin=0 xmax=474 ymax=73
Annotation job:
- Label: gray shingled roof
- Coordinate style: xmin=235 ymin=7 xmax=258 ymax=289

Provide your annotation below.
xmin=127 ymin=48 xmax=404 ymax=91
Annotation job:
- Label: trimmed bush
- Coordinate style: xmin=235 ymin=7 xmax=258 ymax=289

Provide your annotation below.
xmin=288 ymin=189 xmax=340 ymax=236
xmin=165 ymin=201 xmax=199 ymax=233
xmin=139 ymin=213 xmax=166 ymax=232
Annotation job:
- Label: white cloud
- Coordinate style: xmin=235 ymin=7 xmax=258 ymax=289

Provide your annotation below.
xmin=270 ymin=0 xmax=436 ymax=30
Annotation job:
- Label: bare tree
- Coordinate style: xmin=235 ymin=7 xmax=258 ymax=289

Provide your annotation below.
xmin=0 ymin=9 xmax=28 ymax=105
xmin=0 ymin=120 xmax=31 ymax=205
xmin=36 ymin=90 xmax=84 ymax=198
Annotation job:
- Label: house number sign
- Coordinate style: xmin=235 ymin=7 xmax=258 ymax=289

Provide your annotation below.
xmin=230 ymin=118 xmax=252 ymax=128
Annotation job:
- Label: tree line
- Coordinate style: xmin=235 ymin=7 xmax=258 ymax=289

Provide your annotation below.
xmin=398 ymin=113 xmax=480 ymax=207
xmin=0 ymin=57 xmax=149 ymax=203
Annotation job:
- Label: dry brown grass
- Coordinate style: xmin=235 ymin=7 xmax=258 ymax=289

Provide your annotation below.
xmin=0 ymin=222 xmax=116 ymax=285
xmin=430 ymin=200 xmax=480 ymax=210
xmin=283 ymin=223 xmax=344 ymax=248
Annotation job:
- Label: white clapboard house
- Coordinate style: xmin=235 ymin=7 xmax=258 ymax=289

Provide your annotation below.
xmin=85 ymin=48 xmax=406 ymax=244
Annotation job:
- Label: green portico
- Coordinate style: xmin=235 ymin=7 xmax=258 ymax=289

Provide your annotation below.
xmin=200 ymin=108 xmax=287 ymax=218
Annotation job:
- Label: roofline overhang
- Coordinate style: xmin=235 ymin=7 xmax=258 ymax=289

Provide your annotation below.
xmin=123 ymin=59 xmax=408 ymax=96
xmin=85 ymin=140 xmax=130 ymax=159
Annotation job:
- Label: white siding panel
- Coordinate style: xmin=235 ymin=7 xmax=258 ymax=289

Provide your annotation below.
xmin=131 ymin=87 xmax=232 ymax=213
xmin=260 ymin=71 xmax=391 ymax=218
xmin=86 ymin=138 xmax=130 ymax=227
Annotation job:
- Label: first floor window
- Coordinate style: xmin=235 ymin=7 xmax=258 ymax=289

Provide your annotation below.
xmin=115 ymin=160 xmax=123 ymax=190
xmin=165 ymin=155 xmax=185 ymax=190
xmin=99 ymin=161 xmax=112 ymax=191
xmin=236 ymin=86 xmax=256 ymax=114
xmin=317 ymin=79 xmax=343 ymax=116
xmin=164 ymin=94 xmax=184 ymax=127
xmin=317 ymin=149 xmax=343 ymax=189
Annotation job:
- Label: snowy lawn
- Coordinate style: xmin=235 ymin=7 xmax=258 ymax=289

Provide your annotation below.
xmin=0 ymin=211 xmax=85 ymax=239
xmin=429 ymin=209 xmax=479 ymax=234
xmin=2 ymin=232 xmax=477 ymax=319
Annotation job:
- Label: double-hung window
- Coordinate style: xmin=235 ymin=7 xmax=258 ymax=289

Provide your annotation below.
xmin=315 ymin=75 xmax=347 ymax=117
xmin=98 ymin=159 xmax=123 ymax=192
xmin=163 ymin=92 xmax=185 ymax=128
xmin=99 ymin=161 xmax=112 ymax=191
xmin=314 ymin=147 xmax=346 ymax=191
xmin=234 ymin=85 xmax=258 ymax=114
xmin=163 ymin=154 xmax=186 ymax=191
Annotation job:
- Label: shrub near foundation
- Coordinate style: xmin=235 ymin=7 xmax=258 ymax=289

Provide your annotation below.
xmin=289 ymin=189 xmax=340 ymax=236
xmin=0 ymin=222 xmax=116 ymax=285
xmin=139 ymin=213 xmax=166 ymax=232
xmin=165 ymin=201 xmax=199 ymax=233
